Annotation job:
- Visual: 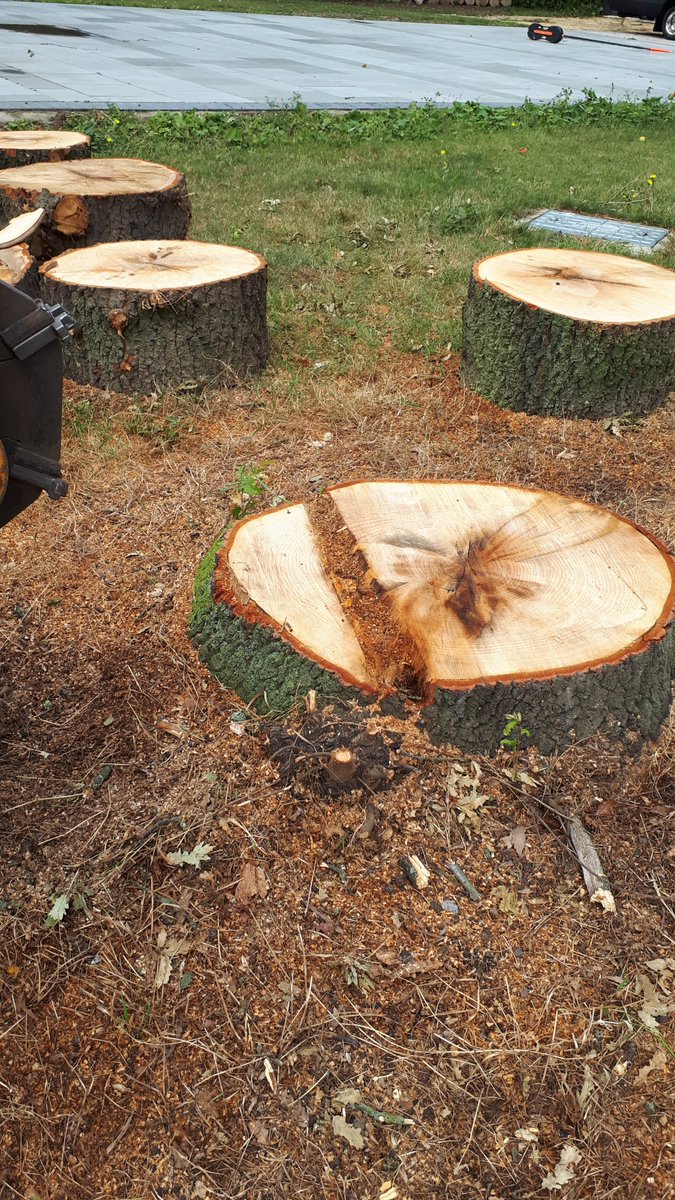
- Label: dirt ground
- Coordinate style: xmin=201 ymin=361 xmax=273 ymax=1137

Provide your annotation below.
xmin=0 ymin=355 xmax=673 ymax=1199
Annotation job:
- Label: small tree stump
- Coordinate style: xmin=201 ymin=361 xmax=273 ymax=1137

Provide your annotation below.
xmin=462 ymin=248 xmax=675 ymax=418
xmin=40 ymin=240 xmax=269 ymax=392
xmin=0 ymin=130 xmax=91 ymax=171
xmin=190 ymin=480 xmax=675 ymax=753
xmin=0 ymin=243 xmax=39 ymax=297
xmin=0 ymin=159 xmax=191 ymax=258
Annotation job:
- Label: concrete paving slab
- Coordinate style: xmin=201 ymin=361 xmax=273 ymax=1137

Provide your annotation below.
xmin=0 ymin=1 xmax=672 ymax=111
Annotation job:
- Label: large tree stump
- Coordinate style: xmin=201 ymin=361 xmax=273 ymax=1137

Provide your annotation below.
xmin=0 ymin=130 xmax=91 ymax=170
xmin=0 ymin=244 xmax=39 ymax=297
xmin=190 ymin=480 xmax=675 ymax=754
xmin=462 ymin=248 xmax=675 ymax=419
xmin=0 ymin=159 xmax=191 ymax=259
xmin=40 ymin=240 xmax=269 ymax=393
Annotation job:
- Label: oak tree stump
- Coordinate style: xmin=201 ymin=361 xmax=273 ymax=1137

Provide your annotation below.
xmin=462 ymin=248 xmax=675 ymax=418
xmin=0 ymin=130 xmax=91 ymax=171
xmin=0 ymin=159 xmax=191 ymax=259
xmin=190 ymin=480 xmax=675 ymax=753
xmin=0 ymin=243 xmax=39 ymax=297
xmin=40 ymin=240 xmax=269 ymax=393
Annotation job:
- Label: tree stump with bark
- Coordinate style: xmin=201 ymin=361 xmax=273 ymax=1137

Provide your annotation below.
xmin=462 ymin=248 xmax=675 ymax=418
xmin=0 ymin=159 xmax=191 ymax=259
xmin=190 ymin=480 xmax=675 ymax=753
xmin=0 ymin=244 xmax=39 ymax=297
xmin=0 ymin=130 xmax=91 ymax=170
xmin=40 ymin=240 xmax=269 ymax=393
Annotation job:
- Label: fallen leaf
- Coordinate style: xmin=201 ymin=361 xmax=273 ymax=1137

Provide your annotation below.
xmin=235 ymin=862 xmax=269 ymax=904
xmin=155 ymin=953 xmax=172 ymax=989
xmin=263 ymin=1057 xmax=277 ymax=1093
xmin=331 ymin=1087 xmax=363 ymax=1109
xmin=249 ymin=1118 xmax=269 ymax=1146
xmin=636 ymin=972 xmax=674 ymax=1030
xmin=541 ymin=1144 xmax=582 ymax=1191
xmin=500 ymin=825 xmax=527 ymax=856
xmin=332 ymin=1113 xmax=365 ymax=1149
xmin=165 ymin=842 xmax=213 ymax=870
xmin=515 ymin=1126 xmax=540 ymax=1143
xmin=637 ymin=1048 xmax=667 ymax=1082
xmin=493 ymin=885 xmax=521 ymax=916
xmin=44 ymin=894 xmax=69 ymax=929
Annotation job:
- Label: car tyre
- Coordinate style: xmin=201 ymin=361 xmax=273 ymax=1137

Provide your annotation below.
xmin=659 ymin=4 xmax=675 ymax=37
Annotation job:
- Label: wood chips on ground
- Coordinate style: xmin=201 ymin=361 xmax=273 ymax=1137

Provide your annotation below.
xmin=0 ymin=353 xmax=673 ymax=1198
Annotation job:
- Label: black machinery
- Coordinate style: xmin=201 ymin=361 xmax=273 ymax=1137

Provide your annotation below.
xmin=0 ymin=228 xmax=74 ymax=527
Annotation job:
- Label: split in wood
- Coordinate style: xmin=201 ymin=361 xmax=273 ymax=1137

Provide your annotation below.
xmin=192 ymin=479 xmax=675 ymax=753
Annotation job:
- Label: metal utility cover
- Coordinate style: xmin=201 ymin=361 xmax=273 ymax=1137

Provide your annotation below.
xmin=525 ymin=210 xmax=670 ymax=253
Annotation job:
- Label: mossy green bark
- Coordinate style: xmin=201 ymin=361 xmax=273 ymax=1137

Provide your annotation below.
xmin=40 ymin=268 xmax=268 ymax=393
xmin=189 ymin=536 xmax=363 ymax=715
xmin=461 ymin=272 xmax=675 ymax=418
xmin=423 ymin=620 xmax=675 ymax=755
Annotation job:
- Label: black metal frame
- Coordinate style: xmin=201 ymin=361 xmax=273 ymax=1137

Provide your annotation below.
xmin=0 ymin=278 xmax=73 ymax=527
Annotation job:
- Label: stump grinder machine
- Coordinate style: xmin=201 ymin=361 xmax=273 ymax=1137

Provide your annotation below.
xmin=0 ymin=208 xmax=74 ymax=527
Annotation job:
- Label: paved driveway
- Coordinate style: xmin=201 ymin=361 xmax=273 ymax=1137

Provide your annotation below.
xmin=0 ymin=1 xmax=672 ymax=110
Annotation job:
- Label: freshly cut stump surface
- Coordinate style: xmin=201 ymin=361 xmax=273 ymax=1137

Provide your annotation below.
xmin=0 ymin=208 xmax=45 ymax=251
xmin=0 ymin=159 xmax=190 ymax=258
xmin=190 ymin=480 xmax=675 ymax=753
xmin=40 ymin=240 xmax=269 ymax=392
xmin=462 ymin=248 xmax=675 ymax=418
xmin=0 ymin=130 xmax=91 ymax=170
xmin=0 ymin=243 xmax=38 ymax=296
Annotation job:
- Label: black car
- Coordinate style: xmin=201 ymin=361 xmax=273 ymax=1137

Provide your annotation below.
xmin=602 ymin=0 xmax=675 ymax=38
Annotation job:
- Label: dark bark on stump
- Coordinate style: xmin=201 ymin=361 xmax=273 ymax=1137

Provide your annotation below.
xmin=423 ymin=622 xmax=675 ymax=754
xmin=0 ymin=167 xmax=191 ymax=260
xmin=40 ymin=261 xmax=269 ymax=393
xmin=0 ymin=136 xmax=91 ymax=171
xmin=461 ymin=269 xmax=675 ymax=419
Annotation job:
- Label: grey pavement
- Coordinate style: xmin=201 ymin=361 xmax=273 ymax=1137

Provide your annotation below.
xmin=0 ymin=1 xmax=673 ymax=110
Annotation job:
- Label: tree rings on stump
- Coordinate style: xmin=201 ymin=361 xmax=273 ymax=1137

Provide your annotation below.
xmin=190 ymin=480 xmax=675 ymax=753
xmin=0 ymin=130 xmax=91 ymax=170
xmin=462 ymin=248 xmax=675 ymax=418
xmin=0 ymin=244 xmax=39 ymax=297
xmin=40 ymin=240 xmax=269 ymax=393
xmin=0 ymin=159 xmax=191 ymax=258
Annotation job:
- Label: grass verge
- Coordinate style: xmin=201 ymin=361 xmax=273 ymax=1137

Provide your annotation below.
xmin=18 ymin=0 xmax=601 ymax=21
xmin=56 ymin=97 xmax=675 ymax=390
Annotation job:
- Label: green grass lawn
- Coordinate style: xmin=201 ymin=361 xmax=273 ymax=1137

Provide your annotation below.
xmin=22 ymin=0 xmax=598 ymax=20
xmin=73 ymin=103 xmax=674 ymax=391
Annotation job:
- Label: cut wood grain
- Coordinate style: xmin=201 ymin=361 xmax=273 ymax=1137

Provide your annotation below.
xmin=190 ymin=480 xmax=675 ymax=752
xmin=0 ymin=208 xmax=44 ymax=251
xmin=0 ymin=243 xmax=39 ymax=296
xmin=0 ymin=159 xmax=190 ymax=258
xmin=462 ymin=248 xmax=675 ymax=417
xmin=40 ymin=239 xmax=269 ymax=392
xmin=0 ymin=130 xmax=90 ymax=170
